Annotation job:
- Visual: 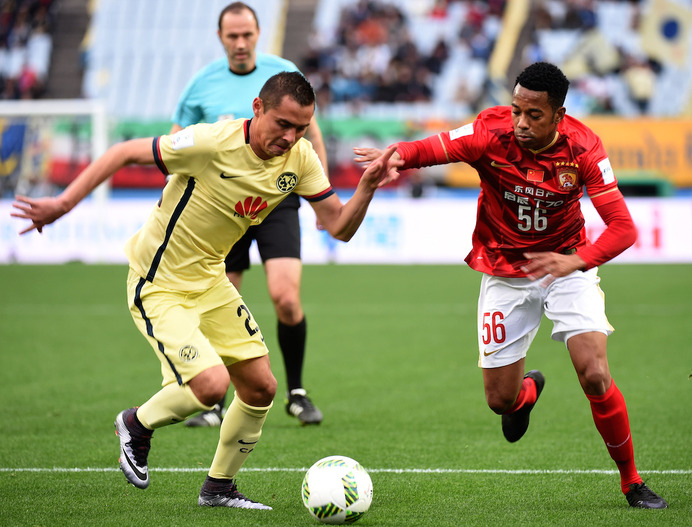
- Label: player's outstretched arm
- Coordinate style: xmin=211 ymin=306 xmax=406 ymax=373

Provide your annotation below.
xmin=311 ymin=145 xmax=399 ymax=241
xmin=11 ymin=138 xmax=155 ymax=235
xmin=353 ymin=146 xmax=403 ymax=168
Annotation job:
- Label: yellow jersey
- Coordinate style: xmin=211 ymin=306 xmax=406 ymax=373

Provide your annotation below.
xmin=124 ymin=119 xmax=332 ymax=291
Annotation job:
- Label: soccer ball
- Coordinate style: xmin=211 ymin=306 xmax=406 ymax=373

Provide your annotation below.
xmin=301 ymin=455 xmax=373 ymax=524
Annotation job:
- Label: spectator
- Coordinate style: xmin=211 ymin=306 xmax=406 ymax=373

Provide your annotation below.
xmin=0 ymin=0 xmax=54 ymax=101
xmin=302 ymin=0 xmax=453 ymax=108
xmin=622 ymin=54 xmax=656 ymax=114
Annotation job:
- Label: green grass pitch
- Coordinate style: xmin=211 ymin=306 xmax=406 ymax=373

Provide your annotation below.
xmin=1 ymin=263 xmax=690 ymax=526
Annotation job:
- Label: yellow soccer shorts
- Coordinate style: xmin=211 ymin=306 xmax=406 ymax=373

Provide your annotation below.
xmin=126 ymin=268 xmax=268 ymax=386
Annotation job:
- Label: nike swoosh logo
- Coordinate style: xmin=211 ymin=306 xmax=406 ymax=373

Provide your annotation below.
xmin=490 ymin=161 xmax=513 ymax=168
xmin=220 ymin=173 xmax=240 ymax=179
xmin=238 ymin=439 xmax=258 ymax=445
xmin=121 ymin=446 xmax=148 ymax=480
xmin=483 ymin=341 xmax=512 ymax=357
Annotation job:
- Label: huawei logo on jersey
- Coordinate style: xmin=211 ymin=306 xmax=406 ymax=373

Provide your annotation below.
xmin=555 ymin=161 xmax=579 ymax=190
xmin=235 ymin=196 xmax=268 ymax=220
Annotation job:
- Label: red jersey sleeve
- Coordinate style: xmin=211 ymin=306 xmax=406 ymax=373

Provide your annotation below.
xmin=396 ymin=118 xmax=488 ymax=169
xmin=577 ymin=190 xmax=637 ymax=269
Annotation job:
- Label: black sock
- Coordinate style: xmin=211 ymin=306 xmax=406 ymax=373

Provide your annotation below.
xmin=278 ymin=317 xmax=307 ymax=392
xmin=131 ymin=409 xmax=153 ymax=435
xmin=202 ymin=475 xmax=234 ymax=493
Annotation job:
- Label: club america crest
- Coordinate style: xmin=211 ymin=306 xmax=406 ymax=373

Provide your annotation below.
xmin=276 ymin=172 xmax=298 ymax=193
xmin=555 ymin=161 xmax=579 ymax=190
xmin=179 ymin=345 xmax=198 ymax=362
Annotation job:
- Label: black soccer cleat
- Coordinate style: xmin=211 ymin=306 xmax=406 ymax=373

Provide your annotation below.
xmin=501 ymin=370 xmax=545 ymax=443
xmin=285 ymin=389 xmax=323 ymax=425
xmin=198 ymin=478 xmax=272 ymax=510
xmin=185 ymin=403 xmax=225 ymax=428
xmin=625 ymin=482 xmax=668 ymax=509
xmin=114 ymin=407 xmax=152 ymax=489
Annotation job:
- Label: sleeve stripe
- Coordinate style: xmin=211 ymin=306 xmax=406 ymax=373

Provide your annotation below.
xmin=303 ymin=187 xmax=334 ymax=202
xmin=152 ymin=137 xmax=169 ymax=175
xmin=438 ymin=134 xmax=450 ymax=162
xmin=590 ymin=187 xmax=622 ymax=205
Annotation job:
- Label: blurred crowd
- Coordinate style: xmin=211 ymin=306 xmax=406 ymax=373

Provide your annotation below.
xmin=303 ymin=0 xmax=682 ymax=118
xmin=0 ymin=0 xmax=682 ymax=115
xmin=302 ymin=0 xmax=506 ymax=111
xmin=0 ymin=0 xmax=54 ymax=100
xmin=525 ymin=0 xmax=663 ymax=116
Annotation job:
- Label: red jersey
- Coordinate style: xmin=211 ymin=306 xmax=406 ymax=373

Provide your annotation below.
xmin=396 ymin=106 xmax=634 ymax=277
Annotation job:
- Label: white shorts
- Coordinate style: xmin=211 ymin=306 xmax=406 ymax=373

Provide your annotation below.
xmin=476 ymin=268 xmax=613 ymax=369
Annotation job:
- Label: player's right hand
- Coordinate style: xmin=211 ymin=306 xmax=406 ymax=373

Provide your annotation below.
xmin=11 ymin=195 xmax=69 ymax=235
xmin=360 ymin=145 xmax=401 ymax=189
xmin=353 ymin=146 xmax=403 ymax=167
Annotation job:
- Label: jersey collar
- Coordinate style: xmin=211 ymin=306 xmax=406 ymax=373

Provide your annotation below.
xmin=529 ymin=131 xmax=560 ymax=154
xmin=244 ymin=119 xmax=252 ymax=144
xmin=228 ymin=65 xmax=257 ymax=76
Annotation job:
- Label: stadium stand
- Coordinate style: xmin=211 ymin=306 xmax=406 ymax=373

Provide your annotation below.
xmin=75 ymin=0 xmax=692 ymax=121
xmin=0 ymin=0 xmax=54 ymax=100
xmin=80 ymin=0 xmax=286 ymax=120
xmin=5 ymin=0 xmax=689 ymax=194
xmin=525 ymin=0 xmax=692 ymax=117
xmin=302 ymin=0 xmax=692 ymax=120
xmin=303 ymin=0 xmax=506 ymax=120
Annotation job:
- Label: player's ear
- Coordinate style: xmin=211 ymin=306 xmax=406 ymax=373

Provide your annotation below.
xmin=554 ymin=107 xmax=566 ymax=124
xmin=252 ymin=97 xmax=263 ymax=117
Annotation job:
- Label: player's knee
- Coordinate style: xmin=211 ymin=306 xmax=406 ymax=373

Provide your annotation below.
xmin=258 ymin=374 xmax=278 ymax=402
xmin=486 ymin=392 xmax=516 ymax=415
xmin=272 ymin=293 xmax=302 ymax=324
xmin=578 ymin=366 xmax=611 ymax=396
xmin=190 ymin=366 xmax=231 ymax=406
xmin=239 ymin=374 xmax=277 ymax=407
xmin=197 ymin=383 xmax=230 ymax=407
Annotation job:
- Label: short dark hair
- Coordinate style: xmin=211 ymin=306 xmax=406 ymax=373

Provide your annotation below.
xmin=259 ymin=71 xmax=315 ymax=111
xmin=515 ymin=62 xmax=570 ymax=111
xmin=218 ymin=2 xmax=259 ymax=31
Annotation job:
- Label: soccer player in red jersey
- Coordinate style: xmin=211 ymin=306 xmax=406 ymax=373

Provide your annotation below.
xmin=355 ymin=62 xmax=667 ymax=509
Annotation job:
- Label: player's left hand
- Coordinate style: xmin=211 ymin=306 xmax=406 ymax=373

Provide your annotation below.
xmin=521 ymin=251 xmax=587 ymax=283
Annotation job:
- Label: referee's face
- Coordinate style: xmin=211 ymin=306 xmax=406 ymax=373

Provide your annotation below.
xmin=218 ymin=9 xmax=260 ymax=74
xmin=250 ymin=95 xmax=314 ymax=160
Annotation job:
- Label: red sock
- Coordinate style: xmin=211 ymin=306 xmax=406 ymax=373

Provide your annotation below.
xmin=504 ymin=375 xmax=537 ymax=414
xmin=586 ymin=380 xmax=641 ymax=493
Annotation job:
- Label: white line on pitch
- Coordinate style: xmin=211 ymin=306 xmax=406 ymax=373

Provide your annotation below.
xmin=1 ymin=467 xmax=690 ymax=474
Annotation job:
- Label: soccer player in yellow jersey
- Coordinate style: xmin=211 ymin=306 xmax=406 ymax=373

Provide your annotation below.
xmin=172 ymin=1 xmax=330 ymax=427
xmin=11 ymin=72 xmax=398 ymax=510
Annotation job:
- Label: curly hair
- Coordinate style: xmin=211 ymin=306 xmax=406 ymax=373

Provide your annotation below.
xmin=259 ymin=71 xmax=315 ymax=111
xmin=515 ymin=62 xmax=570 ymax=111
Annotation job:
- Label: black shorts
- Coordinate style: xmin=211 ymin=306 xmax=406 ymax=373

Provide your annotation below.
xmin=225 ymin=194 xmax=301 ymax=272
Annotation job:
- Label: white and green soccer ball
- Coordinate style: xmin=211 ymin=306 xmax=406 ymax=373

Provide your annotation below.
xmin=301 ymin=455 xmax=373 ymax=524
